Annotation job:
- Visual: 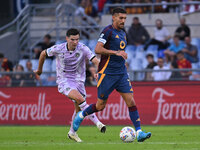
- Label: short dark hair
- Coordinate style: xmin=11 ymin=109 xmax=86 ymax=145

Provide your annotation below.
xmin=44 ymin=34 xmax=51 ymax=39
xmin=156 ymin=19 xmax=163 ymax=24
xmin=112 ymin=7 xmax=126 ymax=16
xmin=177 ymin=51 xmax=184 ymax=55
xmin=0 ymin=53 xmax=4 ymax=58
xmin=66 ymin=28 xmax=80 ymax=37
xmin=146 ymin=54 xmax=154 ymax=59
xmin=133 ymin=17 xmax=139 ymax=20
xmin=174 ymin=35 xmax=180 ymax=39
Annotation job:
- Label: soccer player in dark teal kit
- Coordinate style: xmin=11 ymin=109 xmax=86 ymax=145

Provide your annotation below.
xmin=73 ymin=7 xmax=151 ymax=142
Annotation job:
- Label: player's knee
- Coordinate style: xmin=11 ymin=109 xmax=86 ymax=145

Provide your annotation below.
xmin=74 ymin=96 xmax=85 ymax=104
xmin=126 ymin=98 xmax=136 ymax=107
xmin=96 ymin=104 xmax=105 ymax=111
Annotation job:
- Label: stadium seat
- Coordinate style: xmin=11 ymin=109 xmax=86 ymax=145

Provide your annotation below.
xmin=18 ymin=59 xmax=28 ymax=71
xmin=88 ymin=39 xmax=97 ymax=52
xmin=51 ymin=58 xmax=56 ymax=72
xmin=42 ymin=59 xmax=52 ymax=72
xmin=79 ymin=39 xmax=89 ymax=46
xmin=39 ymin=59 xmax=52 ymax=85
xmin=31 ymin=59 xmax=39 ymax=71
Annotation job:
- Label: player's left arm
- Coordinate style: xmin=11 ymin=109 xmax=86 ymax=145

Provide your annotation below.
xmin=91 ymin=56 xmax=99 ymax=81
xmin=95 ymin=42 xmax=127 ymax=59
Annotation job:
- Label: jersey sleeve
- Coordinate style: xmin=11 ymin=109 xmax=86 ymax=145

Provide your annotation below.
xmin=46 ymin=45 xmax=58 ymax=57
xmin=83 ymin=44 xmax=95 ymax=61
xmin=97 ymin=27 xmax=112 ymax=45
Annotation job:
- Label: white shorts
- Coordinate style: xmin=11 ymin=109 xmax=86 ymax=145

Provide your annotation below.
xmin=58 ymin=80 xmax=86 ymax=99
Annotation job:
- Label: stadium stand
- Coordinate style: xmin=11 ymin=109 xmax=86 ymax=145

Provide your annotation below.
xmin=0 ymin=0 xmax=200 ymax=86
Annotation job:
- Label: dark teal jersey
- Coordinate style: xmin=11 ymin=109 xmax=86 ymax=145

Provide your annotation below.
xmin=97 ymin=25 xmax=127 ymax=74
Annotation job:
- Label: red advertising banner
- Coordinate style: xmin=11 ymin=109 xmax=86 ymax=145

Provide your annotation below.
xmin=0 ymin=81 xmax=200 ymax=125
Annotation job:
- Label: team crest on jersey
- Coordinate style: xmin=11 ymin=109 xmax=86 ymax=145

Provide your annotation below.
xmin=75 ymin=53 xmax=80 ymax=58
xmin=120 ymin=41 xmax=126 ymax=49
xmin=66 ymin=87 xmax=70 ymax=91
xmin=115 ymin=35 xmax=119 ymax=38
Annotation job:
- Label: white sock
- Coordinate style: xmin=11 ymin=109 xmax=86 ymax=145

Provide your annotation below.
xmin=79 ymin=101 xmax=100 ymax=125
xmin=69 ymin=110 xmax=76 ymax=133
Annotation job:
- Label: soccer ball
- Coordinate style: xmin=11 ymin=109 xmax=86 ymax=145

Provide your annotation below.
xmin=119 ymin=126 xmax=136 ymax=143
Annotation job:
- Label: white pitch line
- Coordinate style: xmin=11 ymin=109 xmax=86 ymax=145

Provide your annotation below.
xmin=0 ymin=141 xmax=200 ymax=146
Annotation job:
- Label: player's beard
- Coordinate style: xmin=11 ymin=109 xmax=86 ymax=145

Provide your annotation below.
xmin=119 ymin=23 xmax=124 ymax=29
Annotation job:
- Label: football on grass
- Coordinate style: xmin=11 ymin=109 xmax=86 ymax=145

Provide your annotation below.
xmin=119 ymin=126 xmax=136 ymax=143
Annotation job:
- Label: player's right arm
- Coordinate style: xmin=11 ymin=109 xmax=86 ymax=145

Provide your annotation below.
xmin=34 ymin=50 xmax=47 ymax=75
xmin=95 ymin=42 xmax=127 ymax=60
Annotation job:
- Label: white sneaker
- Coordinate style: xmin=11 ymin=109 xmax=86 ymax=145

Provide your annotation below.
xmin=67 ymin=131 xmax=82 ymax=142
xmin=97 ymin=122 xmax=106 ymax=133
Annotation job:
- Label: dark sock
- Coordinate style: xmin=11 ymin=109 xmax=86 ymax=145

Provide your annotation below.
xmin=129 ymin=106 xmax=141 ymax=131
xmin=82 ymin=103 xmax=98 ymax=117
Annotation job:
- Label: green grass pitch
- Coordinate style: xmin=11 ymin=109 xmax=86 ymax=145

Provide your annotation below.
xmin=0 ymin=126 xmax=200 ymax=150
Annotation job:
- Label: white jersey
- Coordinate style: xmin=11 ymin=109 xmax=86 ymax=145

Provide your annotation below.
xmin=154 ymin=27 xmax=170 ymax=41
xmin=46 ymin=42 xmax=95 ymax=85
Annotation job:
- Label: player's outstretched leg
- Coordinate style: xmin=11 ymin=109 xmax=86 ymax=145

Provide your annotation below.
xmin=137 ymin=131 xmax=151 ymax=142
xmin=128 ymin=105 xmax=151 ymax=142
xmin=73 ymin=103 xmax=99 ymax=131
xmin=73 ymin=111 xmax=84 ymax=131
xmin=79 ymin=101 xmax=106 ymax=133
xmin=68 ymin=131 xmax=82 ymax=142
xmin=96 ymin=121 xmax=106 ymax=133
xmin=68 ymin=111 xmax=82 ymax=142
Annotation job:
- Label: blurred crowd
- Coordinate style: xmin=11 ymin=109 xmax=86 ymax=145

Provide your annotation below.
xmin=125 ymin=16 xmax=199 ymax=81
xmin=1 ymin=0 xmax=200 ymax=87
xmin=75 ymin=0 xmax=200 ymax=17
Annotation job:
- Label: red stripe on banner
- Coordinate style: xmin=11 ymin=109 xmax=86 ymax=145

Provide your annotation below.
xmin=0 ymin=81 xmax=200 ymax=125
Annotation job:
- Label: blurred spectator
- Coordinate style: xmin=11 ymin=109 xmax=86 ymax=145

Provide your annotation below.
xmin=166 ymin=0 xmax=181 ymax=13
xmin=10 ymin=64 xmax=25 ymax=87
xmin=144 ymin=19 xmax=171 ymax=51
xmin=108 ymin=0 xmax=125 ymax=13
xmin=0 ymin=68 xmax=10 ymax=87
xmin=169 ymin=60 xmax=182 ymax=80
xmin=182 ymin=36 xmax=198 ymax=63
xmin=154 ymin=0 xmax=166 ymax=13
xmin=25 ymin=60 xmax=40 ymax=86
xmin=151 ymin=57 xmax=171 ymax=81
xmin=98 ymin=0 xmax=107 ymax=13
xmin=145 ymin=54 xmax=157 ymax=81
xmin=175 ymin=17 xmax=190 ymax=41
xmin=75 ymin=0 xmax=86 ymax=16
xmin=33 ymin=34 xmax=55 ymax=59
xmin=176 ymin=51 xmax=192 ymax=79
xmin=125 ymin=0 xmax=144 ymax=14
xmin=85 ymin=0 xmax=98 ymax=17
xmin=75 ymin=0 xmax=96 ymax=39
xmin=182 ymin=0 xmax=200 ymax=15
xmin=127 ymin=17 xmax=150 ymax=46
xmin=0 ymin=53 xmax=13 ymax=71
xmin=143 ymin=0 xmax=152 ymax=13
xmin=164 ymin=35 xmax=184 ymax=61
xmin=86 ymin=65 xmax=97 ymax=86
xmin=146 ymin=54 xmax=157 ymax=69
xmin=85 ymin=62 xmax=97 ymax=86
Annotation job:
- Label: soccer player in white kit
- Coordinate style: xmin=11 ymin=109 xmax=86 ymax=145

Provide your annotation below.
xmin=35 ymin=28 xmax=106 ymax=142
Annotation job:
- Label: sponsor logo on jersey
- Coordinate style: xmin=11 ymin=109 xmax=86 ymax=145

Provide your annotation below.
xmin=115 ymin=35 xmax=119 ymax=38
